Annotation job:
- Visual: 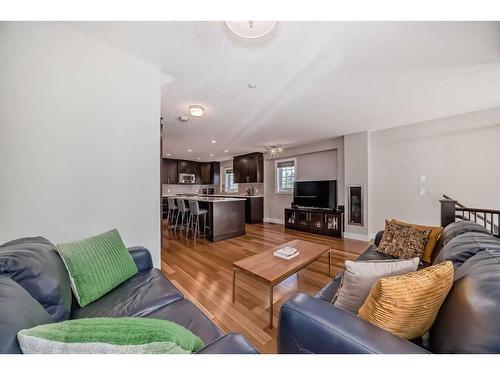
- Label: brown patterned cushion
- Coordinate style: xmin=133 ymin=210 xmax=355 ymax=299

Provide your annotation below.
xmin=378 ymin=220 xmax=431 ymax=260
xmin=391 ymin=219 xmax=443 ymax=264
xmin=358 ymin=261 xmax=454 ymax=339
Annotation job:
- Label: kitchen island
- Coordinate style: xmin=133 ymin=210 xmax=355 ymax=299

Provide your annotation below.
xmin=165 ymin=195 xmax=246 ymax=242
xmin=198 ymin=194 xmax=264 ymax=224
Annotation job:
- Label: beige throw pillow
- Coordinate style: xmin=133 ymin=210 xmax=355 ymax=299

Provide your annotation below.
xmin=332 ymin=257 xmax=420 ymax=314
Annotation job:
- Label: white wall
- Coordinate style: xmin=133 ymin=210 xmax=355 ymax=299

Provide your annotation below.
xmin=369 ymin=107 xmax=500 ymax=235
xmin=0 ymin=23 xmax=163 ymax=266
xmin=264 ymin=138 xmax=344 ymax=223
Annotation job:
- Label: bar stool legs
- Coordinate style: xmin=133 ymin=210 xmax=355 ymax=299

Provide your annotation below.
xmin=189 ymin=213 xmax=207 ymax=241
xmin=167 ymin=209 xmax=177 ymax=229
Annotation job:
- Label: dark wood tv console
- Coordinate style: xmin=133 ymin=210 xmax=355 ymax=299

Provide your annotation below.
xmin=284 ymin=207 xmax=343 ymax=238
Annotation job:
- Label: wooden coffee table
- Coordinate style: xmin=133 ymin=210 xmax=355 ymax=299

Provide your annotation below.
xmin=232 ymin=239 xmax=332 ymax=329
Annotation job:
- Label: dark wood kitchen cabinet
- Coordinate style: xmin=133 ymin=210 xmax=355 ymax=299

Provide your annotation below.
xmin=233 ymin=152 xmax=263 ymax=183
xmin=245 ymin=197 xmax=264 ymax=224
xmin=177 ymin=160 xmax=198 ymax=175
xmin=163 ymin=158 xmax=220 ymax=185
xmin=200 ymin=162 xmax=220 ymax=185
xmin=163 ymin=158 xmax=178 ymax=184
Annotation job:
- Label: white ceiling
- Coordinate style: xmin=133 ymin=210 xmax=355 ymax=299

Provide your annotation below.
xmin=70 ymin=21 xmax=500 ymax=161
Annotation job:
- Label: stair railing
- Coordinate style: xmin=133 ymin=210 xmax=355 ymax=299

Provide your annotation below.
xmin=440 ymin=195 xmax=499 ymax=238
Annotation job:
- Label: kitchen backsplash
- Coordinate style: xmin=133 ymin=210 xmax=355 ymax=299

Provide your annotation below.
xmin=162 ymin=184 xmax=219 ymax=195
xmin=222 ymin=182 xmax=264 ymax=196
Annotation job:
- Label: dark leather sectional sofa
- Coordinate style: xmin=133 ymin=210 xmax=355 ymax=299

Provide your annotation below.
xmin=278 ymin=220 xmax=500 ymax=354
xmin=0 ymin=237 xmax=257 ymax=354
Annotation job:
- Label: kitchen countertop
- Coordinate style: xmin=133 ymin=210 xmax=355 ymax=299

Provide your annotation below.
xmin=163 ymin=194 xmax=245 ymax=203
xmin=163 ymin=193 xmax=264 ymax=199
xmin=199 ymin=194 xmax=264 ymax=199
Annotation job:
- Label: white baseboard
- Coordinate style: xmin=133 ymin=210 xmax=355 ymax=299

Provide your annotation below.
xmin=264 ymin=217 xmax=284 ymax=225
xmin=343 ymin=232 xmax=370 ymax=241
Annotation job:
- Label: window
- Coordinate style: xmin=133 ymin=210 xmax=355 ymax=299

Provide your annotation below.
xmin=225 ymin=169 xmax=238 ymax=192
xmin=276 ymin=159 xmax=295 ymax=193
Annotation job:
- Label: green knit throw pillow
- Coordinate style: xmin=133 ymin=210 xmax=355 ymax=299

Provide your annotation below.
xmin=17 ymin=317 xmax=205 ymax=354
xmin=57 ymin=229 xmax=138 ymax=307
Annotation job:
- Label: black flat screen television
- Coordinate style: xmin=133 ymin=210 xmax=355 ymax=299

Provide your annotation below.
xmin=293 ymin=180 xmax=337 ymax=209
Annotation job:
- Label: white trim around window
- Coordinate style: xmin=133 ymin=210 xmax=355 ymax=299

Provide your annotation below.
xmin=275 ymin=157 xmax=296 ymax=194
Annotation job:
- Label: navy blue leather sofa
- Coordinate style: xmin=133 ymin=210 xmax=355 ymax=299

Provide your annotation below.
xmin=0 ymin=236 xmax=257 ymax=354
xmin=278 ymin=221 xmax=500 ymax=354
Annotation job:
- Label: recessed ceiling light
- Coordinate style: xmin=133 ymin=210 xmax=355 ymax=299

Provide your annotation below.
xmin=178 ymin=116 xmax=188 ymax=123
xmin=248 ymin=83 xmax=257 ymax=88
xmin=224 ymin=150 xmax=228 ymax=153
xmin=209 ymin=153 xmax=214 ymax=157
xmin=166 ymin=153 xmax=171 ymax=156
xmin=189 ymin=105 xmax=204 ymax=117
xmin=197 ymin=157 xmax=201 ymax=160
xmin=187 ymin=149 xmax=192 ymax=152
xmin=210 ymin=140 xmax=216 ymax=144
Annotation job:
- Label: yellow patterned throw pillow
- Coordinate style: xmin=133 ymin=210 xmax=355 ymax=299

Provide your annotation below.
xmin=358 ymin=261 xmax=454 ymax=339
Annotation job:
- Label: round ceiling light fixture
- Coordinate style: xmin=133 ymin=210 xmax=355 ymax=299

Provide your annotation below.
xmin=189 ymin=105 xmax=204 ymax=117
xmin=265 ymin=145 xmax=284 ymax=159
xmin=225 ymin=21 xmax=277 ymax=39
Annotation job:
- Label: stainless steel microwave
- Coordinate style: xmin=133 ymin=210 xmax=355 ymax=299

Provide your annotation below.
xmin=179 ymin=173 xmax=196 ymax=184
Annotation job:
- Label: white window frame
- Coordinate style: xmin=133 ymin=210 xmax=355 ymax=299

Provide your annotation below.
xmin=275 ymin=158 xmax=296 ymax=194
xmin=224 ymin=168 xmax=239 ymax=193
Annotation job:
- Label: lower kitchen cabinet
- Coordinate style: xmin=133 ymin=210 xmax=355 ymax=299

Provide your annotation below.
xmin=245 ymin=197 xmax=263 ymax=224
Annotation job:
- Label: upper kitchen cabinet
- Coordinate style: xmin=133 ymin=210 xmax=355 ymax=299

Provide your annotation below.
xmin=200 ymin=162 xmax=220 ymax=185
xmin=233 ymin=152 xmax=263 ymax=183
xmin=177 ymin=160 xmax=198 ymax=175
xmin=163 ymin=158 xmax=178 ymax=184
xmin=162 ymin=158 xmax=220 ymax=185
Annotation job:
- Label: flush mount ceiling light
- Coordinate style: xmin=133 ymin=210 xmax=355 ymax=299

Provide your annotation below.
xmin=225 ymin=21 xmax=277 ymax=39
xmin=210 ymin=140 xmax=217 ymax=144
xmin=265 ymin=145 xmax=284 ymax=159
xmin=189 ymin=105 xmax=204 ymax=117
xmin=248 ymin=83 xmax=257 ymax=89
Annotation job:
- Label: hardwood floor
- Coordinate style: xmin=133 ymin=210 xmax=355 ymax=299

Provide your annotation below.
xmin=161 ymin=221 xmax=370 ymax=353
